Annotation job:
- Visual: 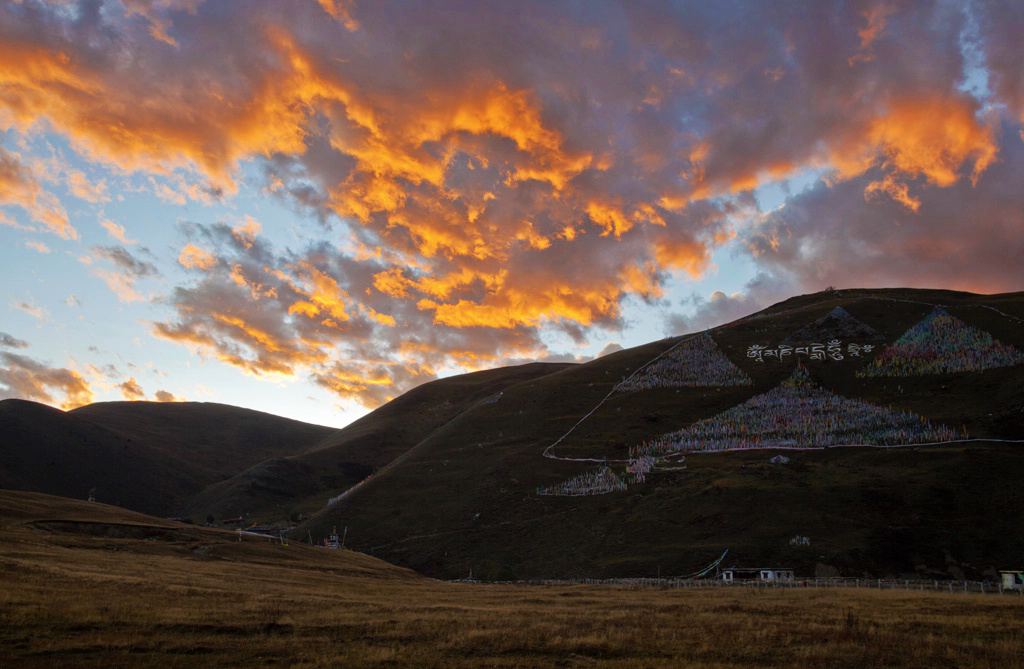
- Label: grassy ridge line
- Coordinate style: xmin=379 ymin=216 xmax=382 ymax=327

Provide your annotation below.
xmin=3 ymin=490 xmax=1023 ymax=668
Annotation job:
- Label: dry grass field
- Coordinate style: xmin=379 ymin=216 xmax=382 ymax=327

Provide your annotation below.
xmin=1 ymin=491 xmax=1022 ymax=668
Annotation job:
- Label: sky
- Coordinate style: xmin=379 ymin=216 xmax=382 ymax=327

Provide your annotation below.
xmin=1 ymin=0 xmax=1022 ymax=429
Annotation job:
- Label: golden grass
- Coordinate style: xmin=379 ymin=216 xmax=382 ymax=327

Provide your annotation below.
xmin=1 ymin=492 xmax=1022 ymax=668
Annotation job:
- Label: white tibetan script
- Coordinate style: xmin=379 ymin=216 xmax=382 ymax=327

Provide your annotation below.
xmin=746 ymin=340 xmax=875 ymax=363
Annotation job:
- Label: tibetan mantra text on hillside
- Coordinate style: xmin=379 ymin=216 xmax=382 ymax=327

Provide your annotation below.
xmin=746 ymin=341 xmax=875 ymax=362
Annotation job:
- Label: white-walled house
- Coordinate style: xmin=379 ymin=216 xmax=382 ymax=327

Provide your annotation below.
xmin=1000 ymin=571 xmax=1023 ymax=590
xmin=721 ymin=567 xmax=795 ymax=582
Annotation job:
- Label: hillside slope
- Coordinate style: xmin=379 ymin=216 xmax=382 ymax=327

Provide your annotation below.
xmin=177 ymin=362 xmax=573 ymax=523
xmin=0 ymin=400 xmax=337 ymax=517
xmin=299 ymin=288 xmax=1024 ymax=580
xmin=0 ymin=488 xmax=418 ymax=581
xmin=70 ymin=401 xmax=337 ymax=479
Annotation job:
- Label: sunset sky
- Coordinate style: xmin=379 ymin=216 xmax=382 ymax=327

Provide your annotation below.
xmin=1 ymin=0 xmax=1022 ymax=428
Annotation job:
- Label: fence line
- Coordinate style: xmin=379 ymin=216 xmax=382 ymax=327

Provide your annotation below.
xmin=494 ymin=576 xmax=1023 ymax=597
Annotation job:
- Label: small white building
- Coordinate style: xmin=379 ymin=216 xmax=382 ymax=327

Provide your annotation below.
xmin=721 ymin=567 xmax=795 ymax=582
xmin=1000 ymin=571 xmax=1023 ymax=590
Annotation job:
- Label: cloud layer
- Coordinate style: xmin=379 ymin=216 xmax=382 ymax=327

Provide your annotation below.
xmin=2 ymin=0 xmax=1022 ymax=408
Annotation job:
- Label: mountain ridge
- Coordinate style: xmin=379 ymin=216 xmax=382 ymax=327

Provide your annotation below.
xmin=2 ymin=287 xmax=1022 ymax=580
xmin=298 ymin=287 xmax=1024 ymax=580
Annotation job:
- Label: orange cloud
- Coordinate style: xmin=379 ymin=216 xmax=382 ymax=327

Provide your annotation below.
xmin=154 ymin=309 xmax=327 ymax=377
xmin=829 ymin=95 xmax=997 ymax=208
xmin=101 ymin=220 xmax=137 ymax=245
xmin=585 ymin=202 xmax=632 ymax=238
xmin=0 ymin=351 xmax=94 ymax=409
xmin=0 ymin=24 xmax=320 ymax=191
xmin=285 ymin=262 xmax=352 ymax=324
xmin=0 ymin=147 xmax=75 ymax=239
xmin=231 ymin=216 xmax=261 ymax=248
xmin=829 ymin=97 xmax=996 ymax=186
xmin=420 ymin=277 xmax=625 ymax=330
xmin=687 ymin=93 xmax=997 ymax=212
xmin=373 ymin=267 xmax=412 ymax=298
xmin=864 ymin=173 xmax=920 ymax=211
xmin=849 ymin=3 xmax=896 ymax=65
xmin=92 ymin=269 xmax=145 ymax=302
xmin=653 ymin=237 xmax=711 ymax=279
xmin=67 ymin=170 xmax=109 ymax=203
xmin=314 ymin=0 xmax=360 ymax=31
xmin=178 ymin=243 xmax=217 ymax=270
xmin=121 ymin=0 xmax=203 ymax=47
xmin=358 ymin=304 xmax=397 ymax=327
xmin=619 ymin=262 xmax=664 ymax=299
xmin=88 ymin=245 xmax=158 ymax=303
xmin=866 ymin=97 xmax=997 ymax=186
xmin=119 ymin=377 xmax=146 ymax=400
xmin=312 ymin=360 xmax=425 ymax=408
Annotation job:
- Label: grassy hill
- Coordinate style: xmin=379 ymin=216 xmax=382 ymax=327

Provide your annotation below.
xmin=0 ymin=489 xmax=415 ymax=578
xmin=177 ymin=362 xmax=572 ymax=524
xmin=0 ymin=400 xmax=337 ymax=517
xmin=0 ymin=399 xmax=203 ymax=515
xmin=298 ymin=288 xmax=1024 ymax=580
xmin=4 ymin=489 xmax=1022 ymax=667
xmin=69 ymin=401 xmax=337 ymax=479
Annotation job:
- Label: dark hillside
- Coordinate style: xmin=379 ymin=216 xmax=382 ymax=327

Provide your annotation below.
xmin=300 ymin=288 xmax=1024 ymax=581
xmin=1 ymin=400 xmax=338 ymax=517
xmin=177 ymin=362 xmax=573 ymax=523
xmin=0 ymin=400 xmax=203 ymax=515
xmin=0 ymin=489 xmax=419 ymax=579
xmin=70 ymin=401 xmax=338 ymax=478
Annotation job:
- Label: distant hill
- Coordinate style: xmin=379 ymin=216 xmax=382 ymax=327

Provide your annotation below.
xmin=0 ymin=364 xmax=571 ymax=523
xmin=296 ymin=287 xmax=1024 ymax=581
xmin=0 ymin=400 xmax=337 ymax=516
xmin=176 ymin=362 xmax=573 ymax=523
xmin=70 ymin=401 xmax=337 ymax=478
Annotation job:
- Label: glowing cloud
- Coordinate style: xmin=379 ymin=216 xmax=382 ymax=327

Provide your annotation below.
xmin=832 ymin=95 xmax=998 ymax=207
xmin=0 ymin=147 xmax=75 ymax=239
xmin=0 ymin=352 xmax=94 ymax=409
xmin=119 ymin=376 xmax=146 ymax=400
xmin=178 ymin=243 xmax=217 ymax=270
xmin=154 ymin=389 xmax=183 ymax=402
xmin=1 ymin=0 xmax=1022 ymax=419
xmin=101 ymin=220 xmax=137 ymax=245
